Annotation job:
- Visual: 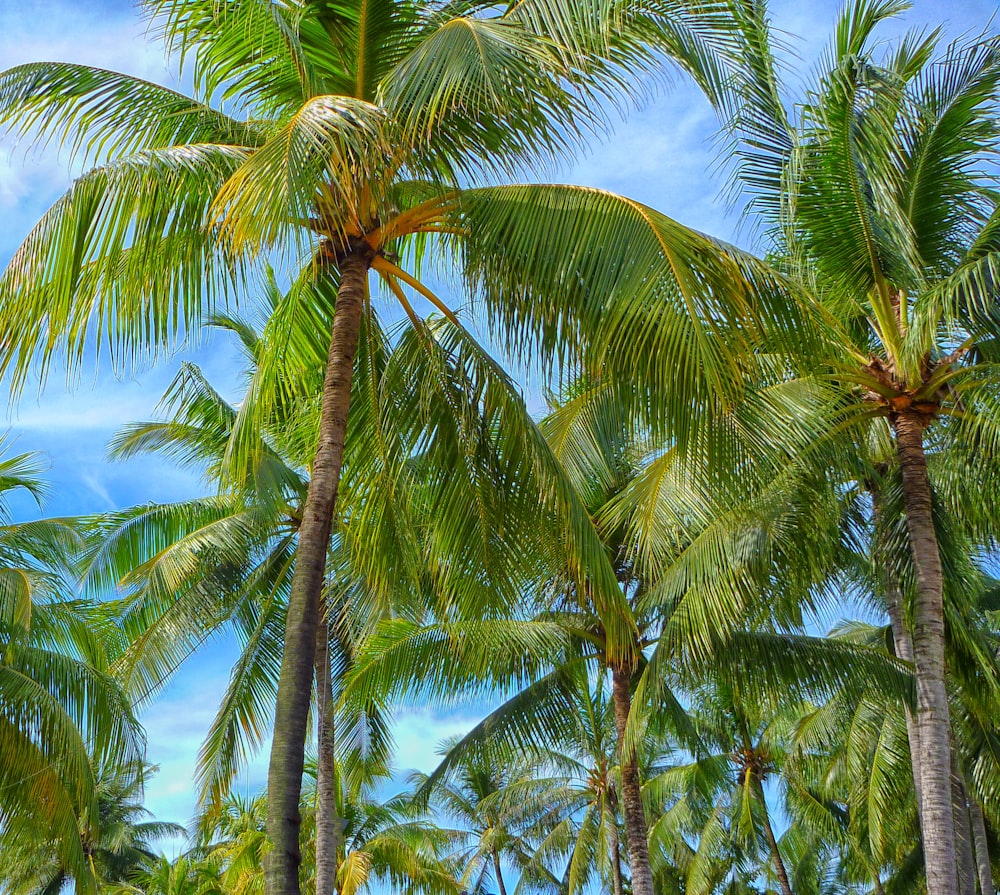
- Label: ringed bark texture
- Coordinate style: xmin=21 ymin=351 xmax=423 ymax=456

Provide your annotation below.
xmin=611 ymin=665 xmax=655 ymax=895
xmin=609 ymin=816 xmax=625 ymax=895
xmin=755 ymin=777 xmax=793 ymax=895
xmin=893 ymin=410 xmax=957 ymax=895
xmin=872 ymin=486 xmax=923 ymax=815
xmin=265 ymin=249 xmax=371 ymax=895
xmin=969 ymin=796 xmax=994 ymax=895
xmin=314 ymin=620 xmax=342 ymax=895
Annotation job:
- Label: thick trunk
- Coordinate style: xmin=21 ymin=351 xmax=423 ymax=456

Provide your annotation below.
xmin=610 ymin=665 xmax=655 ymax=895
xmin=608 ymin=813 xmax=625 ymax=895
xmin=314 ymin=620 xmax=341 ymax=895
xmin=969 ymin=794 xmax=994 ymax=895
xmin=893 ymin=410 xmax=957 ymax=895
xmin=955 ymin=755 xmax=977 ymax=895
xmin=754 ymin=777 xmax=793 ymax=895
xmin=871 ymin=486 xmax=923 ymax=815
xmin=492 ymin=849 xmax=508 ymax=895
xmin=265 ymin=249 xmax=371 ymax=895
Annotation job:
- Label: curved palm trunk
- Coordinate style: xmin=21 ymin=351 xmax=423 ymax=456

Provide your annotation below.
xmin=610 ymin=665 xmax=655 ymax=895
xmin=871 ymin=486 xmax=923 ymax=814
xmin=492 ymin=849 xmax=508 ymax=895
xmin=754 ymin=777 xmax=793 ymax=895
xmin=893 ymin=411 xmax=957 ymax=895
xmin=265 ymin=247 xmax=372 ymax=895
xmin=969 ymin=795 xmax=994 ymax=895
xmin=314 ymin=620 xmax=342 ymax=895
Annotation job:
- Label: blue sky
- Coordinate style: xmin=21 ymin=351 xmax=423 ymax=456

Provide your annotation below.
xmin=0 ymin=0 xmax=995 ymax=837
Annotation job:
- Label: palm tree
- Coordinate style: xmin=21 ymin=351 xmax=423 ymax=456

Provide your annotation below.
xmin=0 ymin=446 xmax=144 ymax=894
xmin=0 ymin=760 xmax=185 ymax=895
xmin=0 ymin=6 xmax=750 ymax=890
xmin=455 ymin=3 xmax=1000 ymax=889
xmin=651 ymin=677 xmax=798 ymax=895
xmin=346 ymin=379 xmax=909 ymax=895
xmin=699 ymin=5 xmax=1000 ymax=890
xmin=119 ymin=855 xmax=226 ymax=895
xmin=202 ymin=769 xmax=459 ymax=895
xmin=412 ymin=739 xmax=543 ymax=895
xmin=83 ymin=302 xmax=550 ymax=890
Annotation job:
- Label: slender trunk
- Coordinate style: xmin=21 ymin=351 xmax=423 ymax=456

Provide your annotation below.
xmin=265 ymin=248 xmax=372 ymax=895
xmin=314 ymin=620 xmax=341 ymax=895
xmin=955 ymin=752 xmax=977 ymax=895
xmin=873 ymin=873 xmax=887 ymax=895
xmin=608 ymin=813 xmax=625 ymax=895
xmin=492 ymin=849 xmax=508 ymax=895
xmin=969 ymin=794 xmax=994 ymax=895
xmin=871 ymin=485 xmax=923 ymax=815
xmin=893 ymin=410 xmax=957 ymax=895
xmin=610 ymin=665 xmax=655 ymax=895
xmin=754 ymin=776 xmax=793 ymax=895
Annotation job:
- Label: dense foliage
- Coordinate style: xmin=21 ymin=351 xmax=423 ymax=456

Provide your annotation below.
xmin=1 ymin=1 xmax=1000 ymax=894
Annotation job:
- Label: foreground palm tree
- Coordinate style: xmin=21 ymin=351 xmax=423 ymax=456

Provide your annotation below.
xmin=0 ymin=4 xmax=752 ymax=891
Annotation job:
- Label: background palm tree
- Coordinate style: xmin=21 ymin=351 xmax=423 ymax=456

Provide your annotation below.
xmin=0 ymin=446 xmax=145 ymax=894
xmin=0 ymin=760 xmax=185 ymax=895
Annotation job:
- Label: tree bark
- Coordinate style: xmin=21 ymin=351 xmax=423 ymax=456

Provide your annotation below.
xmin=492 ymin=849 xmax=508 ymax=895
xmin=611 ymin=665 xmax=655 ymax=895
xmin=969 ymin=794 xmax=994 ymax=895
xmin=608 ymin=811 xmax=625 ymax=895
xmin=871 ymin=485 xmax=923 ymax=816
xmin=314 ymin=620 xmax=342 ymax=895
xmin=955 ymin=753 xmax=977 ymax=895
xmin=893 ymin=410 xmax=957 ymax=895
xmin=265 ymin=248 xmax=371 ymax=895
xmin=754 ymin=776 xmax=793 ymax=895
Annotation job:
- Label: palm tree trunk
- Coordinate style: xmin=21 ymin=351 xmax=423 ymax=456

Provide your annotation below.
xmin=265 ymin=246 xmax=372 ymax=895
xmin=969 ymin=794 xmax=994 ymax=895
xmin=314 ymin=619 xmax=342 ymax=895
xmin=611 ymin=665 xmax=655 ymax=895
xmin=955 ymin=753 xmax=977 ymax=895
xmin=871 ymin=485 xmax=923 ymax=815
xmin=893 ymin=410 xmax=957 ymax=895
xmin=492 ymin=849 xmax=508 ymax=895
xmin=754 ymin=776 xmax=793 ymax=895
xmin=609 ymin=814 xmax=625 ymax=895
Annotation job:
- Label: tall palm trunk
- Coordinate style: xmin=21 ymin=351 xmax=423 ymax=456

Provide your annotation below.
xmin=314 ymin=620 xmax=342 ymax=895
xmin=608 ymin=810 xmax=625 ymax=895
xmin=954 ymin=751 xmax=977 ymax=895
xmin=265 ymin=246 xmax=372 ymax=895
xmin=893 ymin=410 xmax=957 ymax=895
xmin=610 ymin=665 xmax=655 ymax=895
xmin=754 ymin=777 xmax=793 ymax=895
xmin=871 ymin=486 xmax=923 ymax=814
xmin=969 ymin=795 xmax=994 ymax=895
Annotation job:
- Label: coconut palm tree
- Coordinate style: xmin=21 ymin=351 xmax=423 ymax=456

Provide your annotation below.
xmin=458 ymin=3 xmax=1000 ymax=888
xmin=0 ymin=446 xmax=144 ymax=894
xmin=0 ymin=5 xmax=753 ymax=890
xmin=650 ymin=676 xmax=799 ymax=895
xmin=201 ymin=767 xmax=459 ymax=895
xmin=346 ymin=379 xmax=912 ymax=895
xmin=0 ymin=760 xmax=185 ymax=895
xmin=706 ymin=6 xmax=1000 ymax=889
